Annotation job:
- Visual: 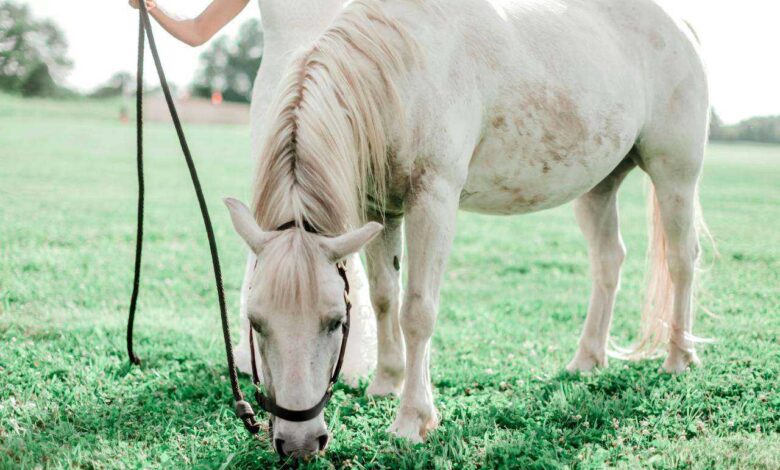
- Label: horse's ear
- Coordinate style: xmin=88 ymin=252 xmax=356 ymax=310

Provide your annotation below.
xmin=320 ymin=222 xmax=384 ymax=262
xmin=223 ymin=198 xmax=272 ymax=254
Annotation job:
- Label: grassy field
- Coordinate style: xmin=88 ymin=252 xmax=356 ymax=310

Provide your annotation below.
xmin=1 ymin=93 xmax=778 ymax=469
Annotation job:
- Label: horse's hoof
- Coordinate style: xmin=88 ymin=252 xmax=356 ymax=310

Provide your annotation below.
xmin=661 ymin=348 xmax=700 ymax=374
xmin=566 ymin=349 xmax=606 ymax=373
xmin=366 ymin=371 xmax=403 ymax=397
xmin=389 ymin=406 xmax=438 ymax=443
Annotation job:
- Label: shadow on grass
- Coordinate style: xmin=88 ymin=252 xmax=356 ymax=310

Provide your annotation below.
xmin=5 ymin=325 xmax=776 ymax=469
xmin=0 ymin=335 xmax=670 ymax=469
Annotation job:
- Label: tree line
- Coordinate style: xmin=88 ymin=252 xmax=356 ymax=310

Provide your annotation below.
xmin=710 ymin=112 xmax=780 ymax=145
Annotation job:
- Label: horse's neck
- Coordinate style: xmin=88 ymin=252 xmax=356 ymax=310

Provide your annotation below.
xmin=251 ymin=0 xmax=345 ymax=162
xmin=259 ymin=0 xmax=344 ymax=51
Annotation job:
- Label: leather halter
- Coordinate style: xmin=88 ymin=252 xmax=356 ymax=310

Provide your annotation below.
xmin=248 ymin=221 xmax=352 ymax=422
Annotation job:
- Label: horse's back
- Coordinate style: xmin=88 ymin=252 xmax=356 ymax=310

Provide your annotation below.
xmin=396 ymin=0 xmax=708 ymax=215
xmin=450 ymin=0 xmax=705 ymax=106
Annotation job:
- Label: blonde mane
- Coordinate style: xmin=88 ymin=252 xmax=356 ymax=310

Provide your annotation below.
xmin=252 ymin=0 xmax=416 ymax=236
xmin=251 ymin=0 xmax=417 ymax=309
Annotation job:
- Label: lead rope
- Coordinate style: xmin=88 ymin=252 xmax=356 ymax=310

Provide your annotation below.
xmin=126 ymin=11 xmax=144 ymax=368
xmin=126 ymin=2 xmax=260 ymax=435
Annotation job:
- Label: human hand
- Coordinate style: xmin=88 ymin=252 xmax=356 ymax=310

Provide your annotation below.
xmin=128 ymin=0 xmax=156 ymax=11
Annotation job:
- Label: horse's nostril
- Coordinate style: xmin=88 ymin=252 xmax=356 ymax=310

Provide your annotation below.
xmin=274 ymin=438 xmax=286 ymax=456
xmin=317 ymin=433 xmax=329 ymax=451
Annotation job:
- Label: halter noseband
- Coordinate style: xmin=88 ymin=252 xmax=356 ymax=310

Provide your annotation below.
xmin=248 ymin=221 xmax=352 ymax=423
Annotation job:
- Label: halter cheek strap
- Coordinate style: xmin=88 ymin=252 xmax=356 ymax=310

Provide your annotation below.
xmin=248 ymin=222 xmax=352 ymax=423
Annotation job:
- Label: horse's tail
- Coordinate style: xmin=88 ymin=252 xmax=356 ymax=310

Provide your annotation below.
xmin=631 ymin=186 xmax=673 ymax=357
xmin=623 ymin=184 xmax=711 ymax=358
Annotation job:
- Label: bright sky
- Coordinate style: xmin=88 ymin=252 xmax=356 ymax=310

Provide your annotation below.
xmin=26 ymin=0 xmax=780 ymax=123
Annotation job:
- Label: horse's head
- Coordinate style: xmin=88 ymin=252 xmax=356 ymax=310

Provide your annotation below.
xmin=224 ymin=198 xmax=382 ymax=457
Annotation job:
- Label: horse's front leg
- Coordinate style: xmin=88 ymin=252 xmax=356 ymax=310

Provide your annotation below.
xmin=365 ymin=216 xmax=405 ymax=396
xmin=390 ymin=175 xmax=461 ymax=442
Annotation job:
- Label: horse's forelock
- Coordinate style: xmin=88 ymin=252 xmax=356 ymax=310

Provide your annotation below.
xmin=261 ymin=231 xmax=321 ymax=313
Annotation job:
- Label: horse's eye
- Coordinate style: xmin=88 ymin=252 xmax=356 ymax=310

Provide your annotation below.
xmin=326 ymin=318 xmax=343 ymax=334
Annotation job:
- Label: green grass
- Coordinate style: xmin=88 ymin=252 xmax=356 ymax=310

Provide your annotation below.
xmin=1 ymin=93 xmax=778 ymax=469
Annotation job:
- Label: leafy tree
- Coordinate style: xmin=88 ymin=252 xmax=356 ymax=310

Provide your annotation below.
xmin=0 ymin=1 xmax=73 ymax=96
xmin=192 ymin=18 xmax=263 ymax=103
xmin=20 ymin=62 xmax=56 ymax=97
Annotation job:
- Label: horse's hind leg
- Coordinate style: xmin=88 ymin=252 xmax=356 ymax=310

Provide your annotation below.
xmin=567 ymin=157 xmax=636 ymax=372
xmin=637 ymin=141 xmax=706 ymax=372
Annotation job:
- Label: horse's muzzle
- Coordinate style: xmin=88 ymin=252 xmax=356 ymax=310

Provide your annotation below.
xmin=274 ymin=431 xmax=329 ymax=457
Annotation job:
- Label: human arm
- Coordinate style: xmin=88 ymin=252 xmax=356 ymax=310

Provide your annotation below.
xmin=128 ymin=0 xmax=250 ymax=47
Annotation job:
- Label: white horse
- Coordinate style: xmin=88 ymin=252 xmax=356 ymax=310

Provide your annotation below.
xmin=225 ymin=0 xmax=709 ymax=455
xmin=234 ymin=0 xmax=379 ymax=386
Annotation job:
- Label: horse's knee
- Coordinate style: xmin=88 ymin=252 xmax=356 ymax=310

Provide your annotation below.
xmin=401 ymin=293 xmax=436 ymax=341
xmin=370 ymin=274 xmax=399 ymax=320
